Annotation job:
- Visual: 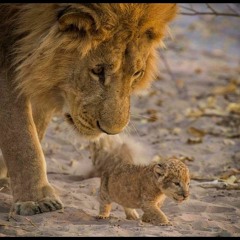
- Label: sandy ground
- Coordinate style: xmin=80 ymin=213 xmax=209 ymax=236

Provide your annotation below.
xmin=0 ymin=4 xmax=240 ymax=237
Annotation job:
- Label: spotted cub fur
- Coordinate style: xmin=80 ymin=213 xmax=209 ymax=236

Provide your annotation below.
xmin=91 ymin=137 xmax=190 ymax=226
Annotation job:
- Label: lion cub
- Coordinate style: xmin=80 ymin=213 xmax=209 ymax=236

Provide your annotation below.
xmin=91 ymin=137 xmax=190 ymax=226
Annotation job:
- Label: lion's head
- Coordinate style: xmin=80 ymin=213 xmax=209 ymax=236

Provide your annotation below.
xmin=154 ymin=158 xmax=190 ymax=203
xmin=14 ymin=3 xmax=178 ymax=138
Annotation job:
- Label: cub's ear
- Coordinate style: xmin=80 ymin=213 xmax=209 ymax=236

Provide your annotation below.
xmin=154 ymin=163 xmax=167 ymax=180
xmin=58 ymin=5 xmax=100 ymax=34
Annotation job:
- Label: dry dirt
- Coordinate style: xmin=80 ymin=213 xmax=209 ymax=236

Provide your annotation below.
xmin=0 ymin=3 xmax=240 ymax=237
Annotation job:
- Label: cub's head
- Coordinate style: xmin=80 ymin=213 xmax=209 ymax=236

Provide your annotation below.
xmin=15 ymin=3 xmax=178 ymax=138
xmin=154 ymin=158 xmax=190 ymax=203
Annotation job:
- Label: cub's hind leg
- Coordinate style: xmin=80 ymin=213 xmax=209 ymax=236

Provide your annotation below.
xmin=97 ymin=173 xmax=112 ymax=219
xmin=98 ymin=202 xmax=112 ymax=219
xmin=124 ymin=207 xmax=139 ymax=220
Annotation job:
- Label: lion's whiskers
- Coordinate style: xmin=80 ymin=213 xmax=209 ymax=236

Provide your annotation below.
xmin=128 ymin=121 xmax=141 ymax=139
xmin=130 ymin=113 xmax=155 ymax=121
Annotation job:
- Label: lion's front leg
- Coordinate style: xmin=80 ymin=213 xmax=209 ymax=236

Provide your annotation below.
xmin=0 ymin=84 xmax=63 ymax=215
xmin=0 ymin=153 xmax=8 ymax=179
xmin=0 ymin=153 xmax=9 ymax=189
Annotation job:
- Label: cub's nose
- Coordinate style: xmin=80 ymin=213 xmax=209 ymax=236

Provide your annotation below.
xmin=183 ymin=192 xmax=189 ymax=199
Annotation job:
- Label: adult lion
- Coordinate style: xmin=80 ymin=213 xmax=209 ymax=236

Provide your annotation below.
xmin=0 ymin=3 xmax=178 ymax=215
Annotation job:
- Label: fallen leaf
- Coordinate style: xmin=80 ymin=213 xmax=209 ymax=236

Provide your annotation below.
xmin=212 ymin=83 xmax=237 ymax=95
xmin=148 ymin=115 xmax=158 ymax=122
xmin=187 ymin=127 xmax=206 ymax=138
xmin=146 ymin=109 xmax=158 ymax=115
xmin=203 ymin=108 xmax=229 ymax=117
xmin=146 ymin=109 xmax=158 ymax=122
xmin=148 ymin=90 xmax=158 ymax=97
xmin=227 ymin=103 xmax=240 ymax=115
xmin=186 ymin=137 xmax=202 ymax=144
xmin=185 ymin=108 xmax=204 ymax=118
xmin=223 ymin=175 xmax=237 ymax=185
xmin=219 ymin=168 xmax=240 ymax=179
xmin=223 ymin=139 xmax=235 ymax=146
xmin=172 ymin=127 xmax=182 ymax=135
xmin=206 ymin=96 xmax=216 ymax=108
xmin=140 ymin=119 xmax=148 ymax=124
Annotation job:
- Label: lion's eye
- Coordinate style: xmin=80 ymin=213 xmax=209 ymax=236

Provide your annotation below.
xmin=133 ymin=70 xmax=144 ymax=79
xmin=90 ymin=65 xmax=105 ymax=84
xmin=91 ymin=66 xmax=104 ymax=76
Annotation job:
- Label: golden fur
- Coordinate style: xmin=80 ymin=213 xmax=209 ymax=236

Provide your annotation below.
xmin=0 ymin=3 xmax=178 ymax=215
xmin=90 ymin=137 xmax=190 ymax=226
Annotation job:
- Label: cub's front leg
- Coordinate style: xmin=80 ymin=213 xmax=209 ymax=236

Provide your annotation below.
xmin=141 ymin=202 xmax=171 ymax=226
xmin=0 ymin=82 xmax=63 ymax=215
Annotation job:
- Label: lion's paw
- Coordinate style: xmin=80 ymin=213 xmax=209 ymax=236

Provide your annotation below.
xmin=11 ymin=197 xmax=63 ymax=216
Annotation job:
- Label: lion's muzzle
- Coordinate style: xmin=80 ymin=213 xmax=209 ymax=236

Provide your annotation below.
xmin=97 ymin=120 xmax=127 ymax=135
xmin=97 ymin=96 xmax=130 ymax=135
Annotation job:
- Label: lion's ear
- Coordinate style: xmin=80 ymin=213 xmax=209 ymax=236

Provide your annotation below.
xmin=161 ymin=4 xmax=178 ymax=23
xmin=58 ymin=5 xmax=99 ymax=34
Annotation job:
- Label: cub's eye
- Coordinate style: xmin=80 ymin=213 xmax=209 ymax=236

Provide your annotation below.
xmin=91 ymin=66 xmax=104 ymax=76
xmin=174 ymin=182 xmax=180 ymax=186
xmin=133 ymin=70 xmax=144 ymax=79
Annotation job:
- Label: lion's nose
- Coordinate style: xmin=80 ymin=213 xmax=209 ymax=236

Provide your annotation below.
xmin=97 ymin=121 xmax=125 ymax=135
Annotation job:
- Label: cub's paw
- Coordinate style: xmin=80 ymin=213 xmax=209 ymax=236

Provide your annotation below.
xmin=157 ymin=221 xmax=172 ymax=226
xmin=11 ymin=197 xmax=63 ymax=216
xmin=142 ymin=218 xmax=172 ymax=226
xmin=96 ymin=215 xmax=110 ymax=220
xmin=142 ymin=214 xmax=172 ymax=226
